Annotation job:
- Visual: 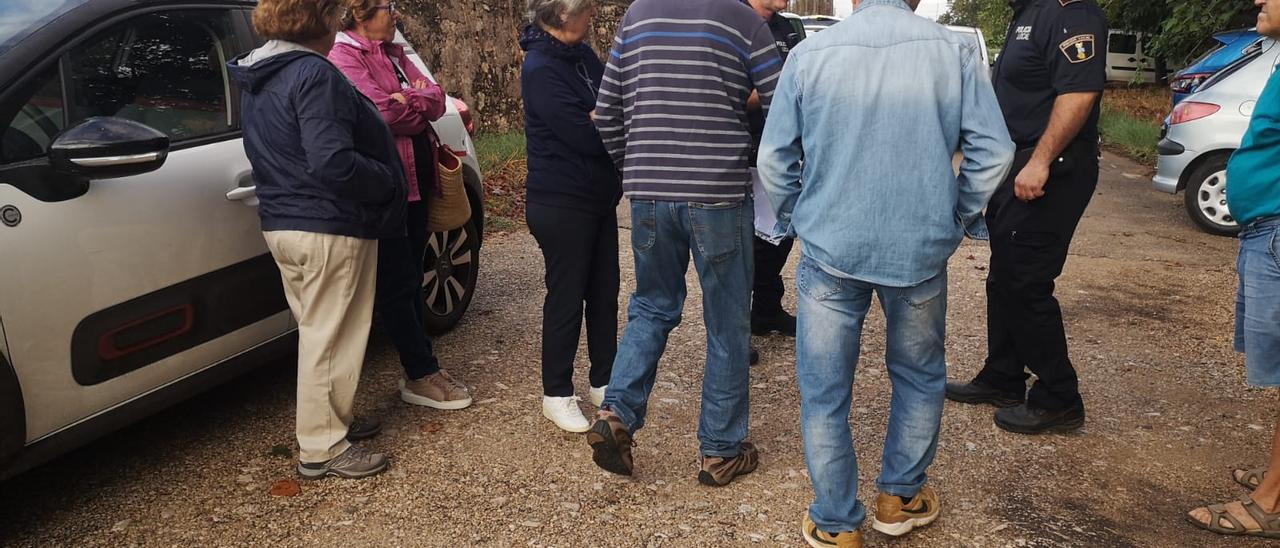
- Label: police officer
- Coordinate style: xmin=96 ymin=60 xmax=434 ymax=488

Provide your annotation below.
xmin=744 ymin=0 xmax=804 ymax=351
xmin=945 ymin=0 xmax=1106 ymax=434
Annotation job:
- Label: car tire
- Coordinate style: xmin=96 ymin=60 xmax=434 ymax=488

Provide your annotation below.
xmin=421 ymin=216 xmax=480 ymax=335
xmin=1183 ymin=154 xmax=1241 ymax=237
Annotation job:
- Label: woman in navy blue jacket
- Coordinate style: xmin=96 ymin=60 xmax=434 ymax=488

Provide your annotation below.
xmin=227 ymin=0 xmax=403 ymax=480
xmin=521 ymin=0 xmax=622 ymax=433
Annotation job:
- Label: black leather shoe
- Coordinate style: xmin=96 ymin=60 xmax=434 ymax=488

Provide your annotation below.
xmin=994 ymin=403 xmax=1085 ymax=435
xmin=749 ymin=347 xmax=760 ymax=366
xmin=944 ymin=380 xmax=1024 ymax=408
xmin=751 ymin=311 xmax=797 ymax=337
xmin=346 ymin=415 xmax=382 ymax=441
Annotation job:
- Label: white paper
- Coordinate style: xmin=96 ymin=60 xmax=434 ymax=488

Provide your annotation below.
xmin=751 ymin=168 xmax=787 ymax=245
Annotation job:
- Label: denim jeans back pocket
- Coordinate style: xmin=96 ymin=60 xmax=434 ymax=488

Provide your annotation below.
xmin=631 ymin=200 xmax=657 ymax=253
xmin=897 ymin=272 xmax=946 ymax=310
xmin=796 ymin=257 xmax=842 ymax=302
xmin=689 ymin=201 xmax=742 ymax=263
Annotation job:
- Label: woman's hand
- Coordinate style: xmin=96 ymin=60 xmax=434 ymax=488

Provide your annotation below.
xmin=413 ymin=79 xmax=429 ymax=90
xmin=390 ymin=92 xmax=408 ymax=105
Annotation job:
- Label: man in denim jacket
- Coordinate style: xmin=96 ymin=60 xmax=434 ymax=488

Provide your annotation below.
xmin=757 ymin=0 xmax=1013 ymax=543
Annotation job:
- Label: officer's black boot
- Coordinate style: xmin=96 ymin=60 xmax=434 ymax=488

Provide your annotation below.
xmin=944 ymin=379 xmax=1024 ymax=408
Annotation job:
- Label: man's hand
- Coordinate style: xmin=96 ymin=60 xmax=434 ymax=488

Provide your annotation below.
xmin=1014 ymin=160 xmax=1050 ymax=202
xmin=390 ymin=92 xmax=408 ymax=105
xmin=589 ymin=109 xmax=597 ymax=121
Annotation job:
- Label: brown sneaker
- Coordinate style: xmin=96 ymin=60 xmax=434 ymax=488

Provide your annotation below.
xmin=870 ymin=486 xmax=940 ymax=537
xmin=586 ymin=409 xmax=633 ymax=476
xmin=801 ymin=512 xmax=863 ymax=548
xmin=697 ymin=441 xmax=759 ymax=486
xmin=400 ymin=370 xmax=472 ymax=410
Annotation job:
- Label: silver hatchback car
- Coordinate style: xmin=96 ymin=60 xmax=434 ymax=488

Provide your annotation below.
xmin=0 ymin=0 xmax=484 ymax=479
xmin=1153 ymin=38 xmax=1279 ymax=236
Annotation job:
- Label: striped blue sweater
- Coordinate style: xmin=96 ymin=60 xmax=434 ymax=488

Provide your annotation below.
xmin=594 ymin=0 xmax=783 ymax=202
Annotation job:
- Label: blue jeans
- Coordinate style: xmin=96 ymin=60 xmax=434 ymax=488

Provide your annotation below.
xmin=602 ymin=199 xmax=753 ymax=457
xmin=1235 ymin=216 xmax=1280 ymax=387
xmin=795 ymin=255 xmax=947 ymax=532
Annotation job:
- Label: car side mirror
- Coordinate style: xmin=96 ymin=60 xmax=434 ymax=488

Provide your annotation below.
xmin=48 ymin=117 xmax=169 ymax=180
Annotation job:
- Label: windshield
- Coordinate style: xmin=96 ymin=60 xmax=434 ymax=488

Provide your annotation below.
xmin=0 ymin=0 xmax=88 ymax=56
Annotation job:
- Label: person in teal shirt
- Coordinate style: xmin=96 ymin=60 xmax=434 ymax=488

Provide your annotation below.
xmin=1188 ymin=0 xmax=1280 ymax=538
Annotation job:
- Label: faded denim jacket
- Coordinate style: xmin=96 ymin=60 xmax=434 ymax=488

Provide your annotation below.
xmin=757 ymin=0 xmax=1014 ymax=287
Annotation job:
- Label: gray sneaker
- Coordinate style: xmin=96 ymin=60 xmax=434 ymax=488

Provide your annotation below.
xmin=297 ymin=445 xmax=389 ymax=480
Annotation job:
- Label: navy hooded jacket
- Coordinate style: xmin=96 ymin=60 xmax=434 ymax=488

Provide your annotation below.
xmin=227 ymin=44 xmax=406 ymax=239
xmin=519 ymin=25 xmax=621 ymax=215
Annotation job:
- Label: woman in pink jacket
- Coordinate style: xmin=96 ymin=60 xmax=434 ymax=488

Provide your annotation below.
xmin=331 ymin=0 xmax=472 ymax=411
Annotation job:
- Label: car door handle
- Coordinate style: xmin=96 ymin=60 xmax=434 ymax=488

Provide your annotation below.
xmin=226 ymin=186 xmax=257 ymax=201
xmin=1128 ymin=57 xmax=1137 ymax=62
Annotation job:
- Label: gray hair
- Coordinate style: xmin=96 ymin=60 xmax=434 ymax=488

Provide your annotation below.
xmin=526 ymin=0 xmax=593 ymax=29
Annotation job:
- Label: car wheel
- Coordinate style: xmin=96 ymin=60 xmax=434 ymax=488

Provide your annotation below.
xmin=1183 ymin=154 xmax=1241 ymax=237
xmin=421 ymin=217 xmax=480 ymax=334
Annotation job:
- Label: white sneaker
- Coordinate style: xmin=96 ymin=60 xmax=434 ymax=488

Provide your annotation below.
xmin=542 ymin=396 xmax=590 ymax=433
xmin=589 ymin=385 xmax=607 ymax=407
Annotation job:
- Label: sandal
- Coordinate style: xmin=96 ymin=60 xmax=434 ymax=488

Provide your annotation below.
xmin=1187 ymin=495 xmax=1280 ymax=539
xmin=1233 ymin=467 xmax=1268 ymax=491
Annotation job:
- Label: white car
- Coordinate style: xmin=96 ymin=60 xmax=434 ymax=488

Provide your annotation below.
xmin=0 ymin=0 xmax=485 ymax=479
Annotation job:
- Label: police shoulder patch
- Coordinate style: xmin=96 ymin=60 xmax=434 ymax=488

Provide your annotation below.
xmin=1058 ymin=34 xmax=1095 ymax=63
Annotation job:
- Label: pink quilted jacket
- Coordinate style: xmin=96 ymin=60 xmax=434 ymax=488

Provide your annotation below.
xmin=329 ymin=30 xmax=446 ymax=202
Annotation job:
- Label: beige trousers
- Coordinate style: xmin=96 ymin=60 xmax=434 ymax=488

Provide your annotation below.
xmin=263 ymin=230 xmax=378 ymax=463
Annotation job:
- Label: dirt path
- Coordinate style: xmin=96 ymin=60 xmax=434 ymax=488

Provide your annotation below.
xmin=0 ymin=153 xmax=1274 ymax=547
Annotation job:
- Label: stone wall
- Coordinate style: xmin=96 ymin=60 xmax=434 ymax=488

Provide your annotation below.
xmin=397 ymin=1 xmax=628 ymax=133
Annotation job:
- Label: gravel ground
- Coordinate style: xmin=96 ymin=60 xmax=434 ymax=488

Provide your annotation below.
xmin=1 ymin=152 xmax=1276 ymax=547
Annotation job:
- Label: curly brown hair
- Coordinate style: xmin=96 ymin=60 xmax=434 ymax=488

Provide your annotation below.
xmin=252 ymin=0 xmax=344 ymax=42
xmin=339 ymin=0 xmax=386 ymax=29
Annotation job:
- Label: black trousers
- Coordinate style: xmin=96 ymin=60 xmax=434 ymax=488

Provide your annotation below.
xmin=974 ymin=140 xmax=1098 ymax=410
xmin=527 ymin=202 xmax=619 ymax=397
xmin=752 ymin=235 xmax=794 ymax=316
xmin=377 ymin=200 xmax=440 ymax=380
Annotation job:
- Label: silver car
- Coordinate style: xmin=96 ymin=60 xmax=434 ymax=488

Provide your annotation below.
xmin=0 ymin=0 xmax=484 ymax=479
xmin=1153 ymin=38 xmax=1278 ymax=236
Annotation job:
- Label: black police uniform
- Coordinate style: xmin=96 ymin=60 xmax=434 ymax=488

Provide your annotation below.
xmin=748 ymin=10 xmax=804 ymax=325
xmin=973 ymin=0 xmax=1107 ymax=411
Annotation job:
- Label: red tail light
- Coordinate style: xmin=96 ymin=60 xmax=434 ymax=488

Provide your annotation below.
xmin=453 ymin=98 xmax=475 ymax=136
xmin=1169 ymin=101 xmax=1220 ymax=125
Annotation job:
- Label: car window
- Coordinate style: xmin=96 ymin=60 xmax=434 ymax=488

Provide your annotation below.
xmin=65 ymin=10 xmax=238 ymax=143
xmin=0 ymin=66 xmax=64 ymax=163
xmin=1109 ymin=33 xmax=1138 ymax=55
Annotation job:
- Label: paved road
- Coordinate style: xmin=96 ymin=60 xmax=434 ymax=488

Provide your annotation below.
xmin=0 ymin=153 xmax=1273 ymax=547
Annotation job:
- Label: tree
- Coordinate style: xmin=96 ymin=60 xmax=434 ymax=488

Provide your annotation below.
xmin=937 ymin=0 xmax=1011 ymax=50
xmin=939 ymin=0 xmax=1259 ymax=80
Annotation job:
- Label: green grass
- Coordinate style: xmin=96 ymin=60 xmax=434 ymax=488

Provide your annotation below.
xmin=474 ymin=131 xmax=527 ymax=175
xmin=473 ymin=131 xmax=528 ymax=233
xmin=1100 ymin=104 xmax=1161 ymax=166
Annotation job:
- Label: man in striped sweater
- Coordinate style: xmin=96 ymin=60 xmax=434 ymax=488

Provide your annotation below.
xmin=585 ymin=0 xmax=783 ymax=486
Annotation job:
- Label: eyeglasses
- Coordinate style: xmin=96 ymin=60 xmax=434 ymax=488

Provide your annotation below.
xmin=372 ymin=2 xmax=396 ymax=13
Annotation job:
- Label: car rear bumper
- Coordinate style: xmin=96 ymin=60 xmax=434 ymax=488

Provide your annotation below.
xmin=1153 ymin=144 xmax=1196 ymax=194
